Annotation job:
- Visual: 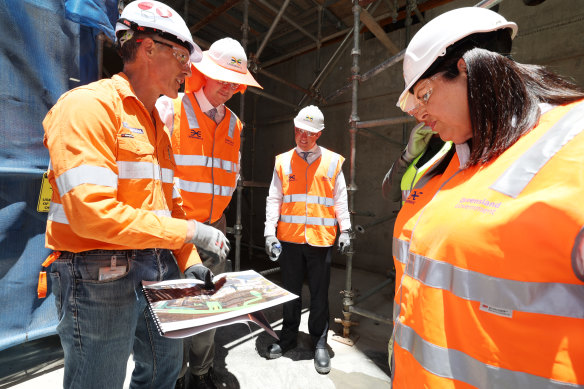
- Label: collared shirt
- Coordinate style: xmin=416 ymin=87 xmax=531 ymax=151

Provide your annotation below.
xmin=194 ymin=88 xmax=226 ymax=123
xmin=264 ymin=145 xmax=351 ymax=237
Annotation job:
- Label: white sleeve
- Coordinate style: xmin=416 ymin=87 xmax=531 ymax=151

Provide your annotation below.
xmin=264 ymin=168 xmax=283 ymax=237
xmin=334 ymin=170 xmax=352 ymax=232
xmin=155 ymin=95 xmax=176 ymax=134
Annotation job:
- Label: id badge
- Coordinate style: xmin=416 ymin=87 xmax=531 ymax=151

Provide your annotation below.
xmin=37 ymin=172 xmax=53 ymax=213
xmin=98 ymin=255 xmax=127 ymax=280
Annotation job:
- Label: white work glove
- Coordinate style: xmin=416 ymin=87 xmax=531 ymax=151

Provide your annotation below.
xmin=402 ymin=123 xmax=436 ymax=163
xmin=338 ymin=231 xmax=352 ymax=255
xmin=189 ymin=220 xmax=230 ymax=264
xmin=184 ymin=264 xmax=215 ymax=290
xmin=265 ymin=235 xmax=282 ymax=261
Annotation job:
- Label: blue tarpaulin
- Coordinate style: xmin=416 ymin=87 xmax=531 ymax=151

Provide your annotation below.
xmin=0 ymin=0 xmax=117 ymax=351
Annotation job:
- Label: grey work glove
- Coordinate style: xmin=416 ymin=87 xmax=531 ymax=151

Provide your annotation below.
xmin=403 ymin=122 xmax=436 ymax=163
xmin=184 ymin=264 xmax=215 ymax=290
xmin=338 ymin=231 xmax=352 ymax=254
xmin=189 ymin=220 xmax=230 ymax=264
xmin=265 ymin=235 xmax=282 ymax=261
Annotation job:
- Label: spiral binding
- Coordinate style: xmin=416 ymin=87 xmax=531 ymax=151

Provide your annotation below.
xmin=142 ymin=284 xmax=165 ymax=336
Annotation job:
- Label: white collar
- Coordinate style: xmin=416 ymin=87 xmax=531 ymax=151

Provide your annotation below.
xmin=194 ymin=88 xmax=217 ymax=112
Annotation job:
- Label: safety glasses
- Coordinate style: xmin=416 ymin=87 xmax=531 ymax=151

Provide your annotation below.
xmin=295 ymin=128 xmax=318 ymax=138
xmin=152 ymin=39 xmax=191 ymax=68
xmin=407 ymin=73 xmax=442 ymax=117
xmin=216 ymin=80 xmax=240 ymax=90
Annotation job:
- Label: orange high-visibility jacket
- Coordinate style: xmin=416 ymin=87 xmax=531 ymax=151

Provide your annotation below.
xmin=393 ymin=101 xmax=584 ymax=388
xmin=170 ymin=93 xmax=242 ymax=224
xmin=43 ymin=73 xmax=200 ymax=272
xmin=275 ymin=148 xmax=344 ymax=247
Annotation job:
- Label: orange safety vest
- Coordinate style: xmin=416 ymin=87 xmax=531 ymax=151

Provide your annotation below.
xmin=171 ymin=93 xmax=242 ymax=224
xmin=275 ymin=147 xmax=344 ymax=247
xmin=393 ymin=101 xmax=584 ymax=388
xmin=43 ymin=74 xmax=198 ymax=272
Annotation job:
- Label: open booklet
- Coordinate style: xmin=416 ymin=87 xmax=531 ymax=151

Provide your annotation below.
xmin=142 ymin=270 xmax=298 ymax=339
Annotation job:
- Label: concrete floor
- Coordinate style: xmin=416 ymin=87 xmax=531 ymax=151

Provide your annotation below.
xmin=0 ymin=265 xmax=394 ymax=389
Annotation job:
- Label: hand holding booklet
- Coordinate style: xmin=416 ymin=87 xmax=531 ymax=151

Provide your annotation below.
xmin=142 ymin=270 xmax=297 ymax=339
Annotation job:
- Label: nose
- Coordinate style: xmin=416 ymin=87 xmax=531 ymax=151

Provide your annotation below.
xmin=184 ymin=63 xmax=192 ymax=77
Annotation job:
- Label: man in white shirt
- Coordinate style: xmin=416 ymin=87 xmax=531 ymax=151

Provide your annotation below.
xmin=264 ymin=105 xmax=352 ymax=374
xmin=157 ymin=37 xmax=262 ymax=389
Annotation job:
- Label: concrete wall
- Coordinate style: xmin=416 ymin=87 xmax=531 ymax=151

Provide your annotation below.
xmin=229 ymin=0 xmax=584 ymax=274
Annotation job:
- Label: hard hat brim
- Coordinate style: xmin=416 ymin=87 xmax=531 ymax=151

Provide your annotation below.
xmin=194 ymin=51 xmax=262 ymax=89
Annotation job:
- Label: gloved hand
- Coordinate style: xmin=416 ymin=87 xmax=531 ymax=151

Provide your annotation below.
xmin=184 ymin=264 xmax=215 ymax=290
xmin=402 ymin=122 xmax=436 ymax=163
xmin=189 ymin=220 xmax=230 ymax=264
xmin=265 ymin=235 xmax=282 ymax=261
xmin=338 ymin=230 xmax=352 ymax=254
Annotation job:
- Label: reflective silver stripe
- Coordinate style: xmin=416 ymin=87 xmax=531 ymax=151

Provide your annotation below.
xmin=183 ymin=94 xmax=199 ymax=128
xmin=172 ymin=185 xmax=181 ymax=199
xmin=227 ymin=108 xmax=237 ymax=138
xmin=47 ymin=203 xmax=171 ymax=224
xmin=395 ymin=320 xmax=582 ymax=388
xmin=117 ymin=161 xmax=173 ymax=183
xmin=282 ymin=193 xmax=334 ymax=207
xmin=48 ymin=202 xmax=68 ymax=224
xmin=176 ymin=179 xmax=234 ymax=196
xmin=279 ymin=214 xmax=337 ymax=227
xmin=281 ymin=152 xmax=293 ymax=175
xmin=174 ymin=154 xmax=237 ymax=173
xmin=55 ymin=165 xmax=118 ymax=196
xmin=491 ymin=102 xmax=584 ymax=198
xmin=405 ymin=251 xmax=584 ymax=319
xmin=392 ymin=237 xmax=409 ymax=265
xmin=401 ymin=189 xmax=410 ymax=202
xmin=327 ymin=152 xmax=340 ymax=178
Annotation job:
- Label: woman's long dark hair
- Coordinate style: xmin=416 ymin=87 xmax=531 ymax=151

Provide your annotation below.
xmin=421 ymin=31 xmax=584 ymax=167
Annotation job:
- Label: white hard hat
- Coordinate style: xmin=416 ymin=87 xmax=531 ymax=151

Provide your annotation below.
xmin=397 ymin=7 xmax=517 ymax=112
xmin=294 ymin=105 xmax=325 ymax=133
xmin=194 ymin=38 xmax=262 ymax=88
xmin=116 ymin=0 xmax=202 ymax=63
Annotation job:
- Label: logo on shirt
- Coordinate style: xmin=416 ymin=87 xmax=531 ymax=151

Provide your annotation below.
xmin=122 ymin=122 xmax=144 ymax=134
xmin=121 ymin=133 xmax=134 ymax=138
xmin=225 ymin=137 xmax=234 ymax=146
xmin=405 ymin=190 xmax=422 ymax=204
xmin=289 ymin=174 xmax=296 ymax=182
xmin=189 ymin=129 xmax=202 ymax=139
xmin=454 ymin=197 xmax=502 ymax=215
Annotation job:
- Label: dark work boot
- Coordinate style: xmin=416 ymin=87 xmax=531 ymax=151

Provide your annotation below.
xmin=314 ymin=348 xmax=331 ymax=374
xmin=189 ymin=367 xmax=217 ymax=389
xmin=267 ymin=341 xmax=297 ymax=359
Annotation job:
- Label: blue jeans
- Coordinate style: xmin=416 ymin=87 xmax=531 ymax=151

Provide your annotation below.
xmin=50 ymin=249 xmax=182 ymax=389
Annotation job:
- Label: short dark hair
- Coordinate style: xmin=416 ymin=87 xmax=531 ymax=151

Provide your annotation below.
xmin=116 ymin=32 xmax=156 ymax=64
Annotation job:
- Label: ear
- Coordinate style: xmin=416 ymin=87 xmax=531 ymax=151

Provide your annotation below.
xmin=315 ymin=131 xmax=323 ymax=140
xmin=457 ymin=58 xmax=467 ymax=74
xmin=140 ymin=37 xmax=156 ymax=60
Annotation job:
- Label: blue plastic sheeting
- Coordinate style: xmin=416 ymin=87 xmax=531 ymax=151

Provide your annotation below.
xmin=0 ymin=0 xmax=117 ymax=351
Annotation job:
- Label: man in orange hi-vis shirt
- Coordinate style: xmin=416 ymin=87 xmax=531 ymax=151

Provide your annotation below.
xmin=41 ymin=2 xmax=229 ymax=388
xmin=157 ymin=37 xmax=262 ymax=389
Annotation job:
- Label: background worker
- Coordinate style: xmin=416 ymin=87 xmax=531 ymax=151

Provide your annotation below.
xmin=392 ymin=7 xmax=584 ymax=388
xmin=264 ymin=105 xmax=352 ymax=375
xmin=42 ymin=2 xmax=229 ymax=388
xmin=157 ymin=37 xmax=262 ymax=389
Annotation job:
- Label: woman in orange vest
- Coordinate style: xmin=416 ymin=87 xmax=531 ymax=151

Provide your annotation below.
xmin=392 ymin=7 xmax=584 ymax=388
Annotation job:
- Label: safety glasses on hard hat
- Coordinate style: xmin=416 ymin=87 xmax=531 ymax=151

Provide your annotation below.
xmin=295 ymin=128 xmax=319 ymax=138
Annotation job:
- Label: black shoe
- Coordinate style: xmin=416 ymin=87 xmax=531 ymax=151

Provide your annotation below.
xmin=267 ymin=341 xmax=297 ymax=359
xmin=189 ymin=368 xmax=217 ymax=389
xmin=175 ymin=375 xmax=185 ymax=389
xmin=314 ymin=348 xmax=331 ymax=374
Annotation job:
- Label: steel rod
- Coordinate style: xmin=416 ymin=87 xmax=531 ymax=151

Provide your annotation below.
xmin=255 ymin=0 xmax=318 ymax=44
xmin=246 ymin=87 xmax=298 ymax=109
xmin=255 ymin=0 xmax=292 ymax=59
